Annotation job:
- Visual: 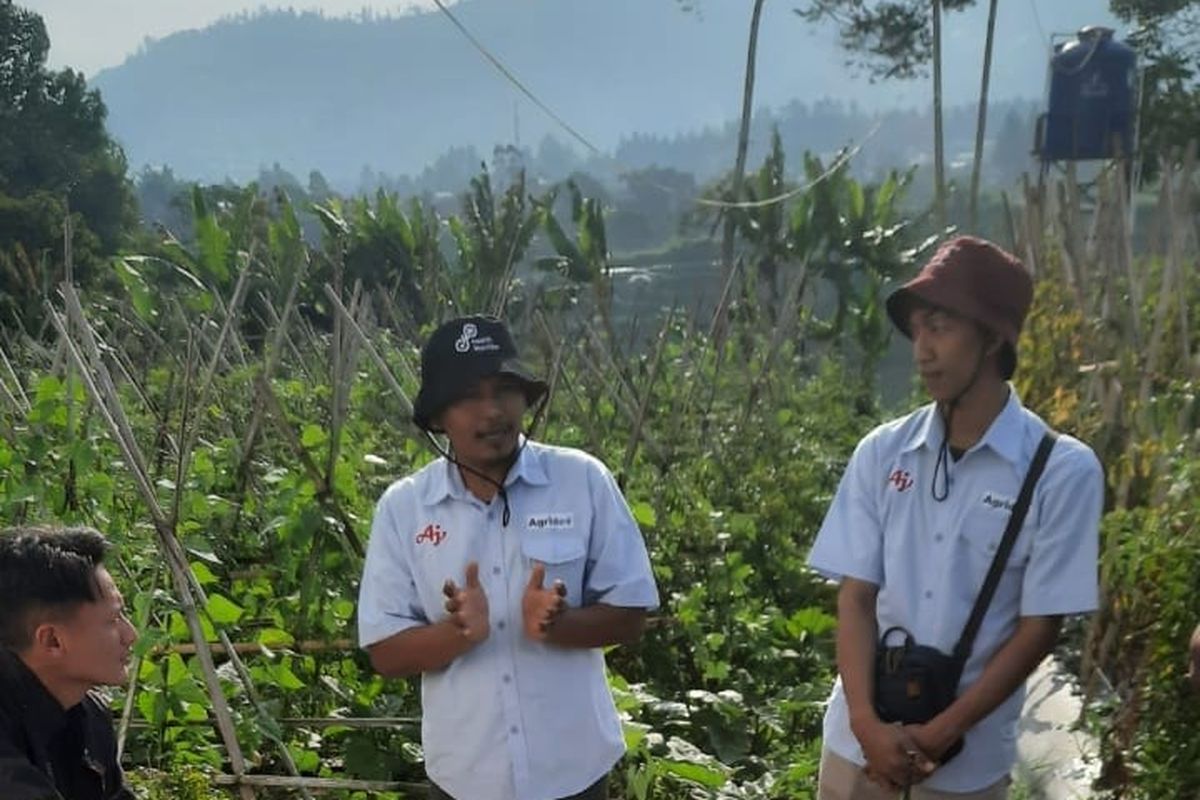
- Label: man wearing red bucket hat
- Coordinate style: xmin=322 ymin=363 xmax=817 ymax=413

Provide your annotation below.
xmin=808 ymin=237 xmax=1103 ymax=798
xmin=357 ymin=315 xmax=658 ymax=800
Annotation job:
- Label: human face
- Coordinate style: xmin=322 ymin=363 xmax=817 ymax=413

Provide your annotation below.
xmin=53 ymin=566 xmax=138 ymax=691
xmin=437 ymin=374 xmax=528 ymax=473
xmin=908 ymin=305 xmax=994 ymax=404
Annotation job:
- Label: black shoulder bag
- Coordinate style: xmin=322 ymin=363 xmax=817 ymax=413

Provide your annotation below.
xmin=872 ymin=431 xmax=1057 ymax=764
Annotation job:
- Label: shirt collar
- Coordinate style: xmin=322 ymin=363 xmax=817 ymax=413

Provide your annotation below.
xmin=0 ymin=648 xmax=70 ymax=751
xmin=419 ymin=436 xmax=550 ymax=506
xmin=899 ymin=387 xmax=1026 ymax=465
xmin=972 ymin=389 xmax=1026 ymax=466
xmin=900 ymin=404 xmax=942 ymax=454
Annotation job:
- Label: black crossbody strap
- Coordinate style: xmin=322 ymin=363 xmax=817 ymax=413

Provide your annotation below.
xmin=952 ymin=431 xmax=1058 ymax=664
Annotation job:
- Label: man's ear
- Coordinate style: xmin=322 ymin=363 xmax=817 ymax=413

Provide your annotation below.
xmin=30 ymin=621 xmax=66 ymax=657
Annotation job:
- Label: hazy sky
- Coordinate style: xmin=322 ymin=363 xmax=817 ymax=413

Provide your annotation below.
xmin=25 ymin=0 xmax=1122 ymax=79
xmin=23 ymin=0 xmax=440 ymax=76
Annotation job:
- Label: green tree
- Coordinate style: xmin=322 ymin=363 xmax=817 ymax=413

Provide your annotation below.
xmin=794 ymin=1 xmax=979 ymax=227
xmin=0 ymin=1 xmax=135 ymax=327
xmin=1109 ymin=0 xmax=1200 ymax=174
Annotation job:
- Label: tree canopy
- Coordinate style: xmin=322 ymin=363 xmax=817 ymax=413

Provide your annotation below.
xmin=1110 ymin=0 xmax=1200 ymax=171
xmin=794 ymin=0 xmax=977 ymax=80
xmin=0 ymin=1 xmax=134 ymax=328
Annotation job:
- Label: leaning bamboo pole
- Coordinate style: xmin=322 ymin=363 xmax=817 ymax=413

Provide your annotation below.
xmin=53 ymin=277 xmax=322 ymax=800
xmin=46 ymin=300 xmax=258 ymax=800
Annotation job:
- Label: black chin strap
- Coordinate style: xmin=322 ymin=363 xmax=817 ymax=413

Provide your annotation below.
xmin=427 ymin=434 xmax=529 ymax=527
xmin=930 ymin=345 xmax=992 ymax=502
xmin=422 ymin=393 xmax=547 ymax=528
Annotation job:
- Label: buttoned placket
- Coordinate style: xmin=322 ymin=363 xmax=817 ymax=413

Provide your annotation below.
xmin=480 ymin=493 xmax=532 ymax=798
xmin=922 ymin=455 xmax=958 ymax=609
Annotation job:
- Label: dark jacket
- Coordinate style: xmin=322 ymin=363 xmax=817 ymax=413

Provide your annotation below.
xmin=0 ymin=649 xmax=134 ymax=800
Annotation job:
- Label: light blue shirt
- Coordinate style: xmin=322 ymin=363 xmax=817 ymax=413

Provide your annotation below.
xmin=808 ymin=391 xmax=1102 ymax=792
xmin=358 ymin=439 xmax=659 ymax=800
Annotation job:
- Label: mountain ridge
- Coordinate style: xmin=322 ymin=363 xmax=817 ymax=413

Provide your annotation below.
xmin=91 ymin=0 xmax=1121 ymax=185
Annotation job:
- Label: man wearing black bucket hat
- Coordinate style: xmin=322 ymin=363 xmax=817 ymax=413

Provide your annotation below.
xmin=357 ymin=315 xmax=659 ymax=800
xmin=807 ymin=237 xmax=1103 ymax=798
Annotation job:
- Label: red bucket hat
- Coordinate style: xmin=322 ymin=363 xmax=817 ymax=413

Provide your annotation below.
xmin=885 ymin=236 xmax=1033 ymax=379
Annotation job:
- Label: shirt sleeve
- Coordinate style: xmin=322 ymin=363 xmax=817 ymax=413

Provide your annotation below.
xmin=807 ymin=432 xmax=885 ymax=585
xmin=357 ymin=486 xmax=428 ymax=648
xmin=1020 ymin=440 xmax=1103 ymax=616
xmin=581 ymin=460 xmax=660 ymax=609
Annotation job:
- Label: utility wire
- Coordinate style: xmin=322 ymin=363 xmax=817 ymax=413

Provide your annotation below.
xmin=429 ymin=0 xmax=874 ymax=210
xmin=1028 ymin=0 xmax=1047 ymax=47
xmin=430 ymin=0 xmax=603 ymax=157
xmin=694 ymin=122 xmax=881 ymax=209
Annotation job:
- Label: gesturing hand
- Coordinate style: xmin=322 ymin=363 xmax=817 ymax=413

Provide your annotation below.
xmin=443 ymin=562 xmax=490 ymax=644
xmin=522 ymin=561 xmax=567 ymax=641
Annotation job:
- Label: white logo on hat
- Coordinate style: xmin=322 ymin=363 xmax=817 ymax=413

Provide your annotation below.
xmin=455 ymin=323 xmax=477 ymax=353
xmin=454 ymin=322 xmax=501 ymax=354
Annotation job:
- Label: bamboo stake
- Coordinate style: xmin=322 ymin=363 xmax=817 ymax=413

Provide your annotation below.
xmin=575 ymin=344 xmax=666 ymax=464
xmin=0 ymin=345 xmax=29 ymax=412
xmin=158 ymin=638 xmax=357 ymax=656
xmin=326 ymin=281 xmax=365 ymax=486
xmin=211 ymin=774 xmax=428 ymax=794
xmin=323 ymin=284 xmax=420 ymax=426
xmin=528 ymin=311 xmax=569 ymax=440
xmin=745 ymin=255 xmax=811 ymax=415
xmin=54 ymin=292 xmax=317 ymax=800
xmin=1140 ymin=165 xmax=1182 ymax=409
xmin=261 ymin=296 xmax=317 ymax=386
xmin=129 ymin=716 xmax=420 ymax=730
xmin=45 ymin=304 xmax=257 ymax=800
xmin=255 ymin=372 xmax=365 ymax=560
xmin=621 ymin=307 xmax=675 ymax=478
xmin=1112 ymin=165 xmax=1144 ymax=349
xmin=1173 ymin=150 xmax=1196 ymax=370
xmin=712 ymin=0 xmax=766 ymax=347
xmin=117 ymin=560 xmax=164 ymax=760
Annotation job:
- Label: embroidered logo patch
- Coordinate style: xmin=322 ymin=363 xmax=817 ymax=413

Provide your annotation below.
xmin=454 ymin=322 xmax=501 ymax=354
xmin=415 ymin=523 xmax=448 ymax=546
xmin=526 ymin=513 xmax=574 ymax=530
xmin=980 ymin=492 xmax=1015 ymax=512
xmin=886 ymin=468 xmax=914 ymax=493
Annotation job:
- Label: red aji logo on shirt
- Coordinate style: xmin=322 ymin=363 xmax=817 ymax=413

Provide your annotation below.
xmin=887 ymin=468 xmax=914 ymax=493
xmin=415 ymin=524 xmax=448 ymax=546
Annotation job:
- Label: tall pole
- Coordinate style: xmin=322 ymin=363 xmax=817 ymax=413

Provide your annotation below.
xmin=969 ymin=0 xmax=1000 ymax=233
xmin=932 ymin=0 xmax=946 ymax=229
xmin=711 ymin=0 xmax=766 ymax=344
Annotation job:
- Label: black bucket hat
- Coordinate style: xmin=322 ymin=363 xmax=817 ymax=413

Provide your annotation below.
xmin=412 ymin=315 xmax=548 ymax=432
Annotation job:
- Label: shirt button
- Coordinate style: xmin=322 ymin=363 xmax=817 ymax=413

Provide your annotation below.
xmin=497 ymin=620 xmax=506 ymax=630
xmin=934 ymin=533 xmax=944 ymax=543
xmin=503 ymin=674 xmax=512 ymax=684
xmin=492 ymin=566 xmax=501 ymax=575
xmin=510 ymin=725 xmax=519 ymax=735
xmin=924 ymin=590 xmax=933 ymax=599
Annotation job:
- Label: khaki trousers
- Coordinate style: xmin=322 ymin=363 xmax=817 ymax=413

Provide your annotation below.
xmin=428 ymin=775 xmax=607 ymax=800
xmin=817 ymin=748 xmax=1010 ymax=800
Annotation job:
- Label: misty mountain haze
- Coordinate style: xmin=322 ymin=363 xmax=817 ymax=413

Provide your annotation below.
xmin=91 ymin=0 xmax=1120 ymax=186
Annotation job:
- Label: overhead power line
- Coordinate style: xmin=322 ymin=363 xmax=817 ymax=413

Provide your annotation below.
xmin=429 ymin=0 xmax=603 ymax=157
xmin=428 ymin=0 xmax=874 ymax=210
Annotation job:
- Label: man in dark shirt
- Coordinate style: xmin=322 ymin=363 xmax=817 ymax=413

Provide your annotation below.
xmin=0 ymin=526 xmax=138 ymax=800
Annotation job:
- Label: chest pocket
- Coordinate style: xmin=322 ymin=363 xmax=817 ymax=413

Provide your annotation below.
xmin=520 ymin=521 xmax=588 ymax=606
xmin=956 ymin=506 xmax=1034 ymax=601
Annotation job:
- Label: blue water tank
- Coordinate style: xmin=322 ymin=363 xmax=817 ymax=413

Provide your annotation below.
xmin=1036 ymin=26 xmax=1137 ymax=162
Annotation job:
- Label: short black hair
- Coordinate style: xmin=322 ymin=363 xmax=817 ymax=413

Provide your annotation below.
xmin=0 ymin=526 xmax=111 ymax=651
